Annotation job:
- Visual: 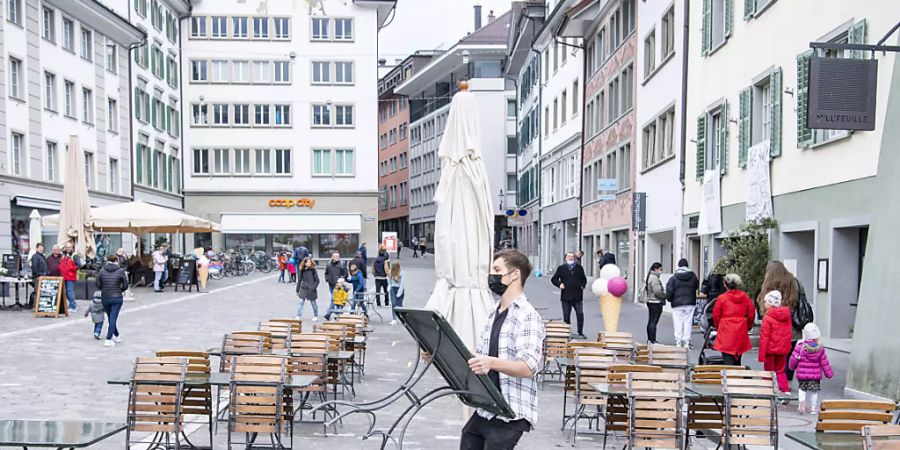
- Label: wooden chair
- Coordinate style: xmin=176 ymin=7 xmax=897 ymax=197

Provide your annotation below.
xmin=604 ymin=365 xmax=663 ymax=449
xmin=288 ymin=335 xmax=335 ymax=435
xmin=686 ymin=365 xmax=744 ymax=438
xmin=156 ymin=351 xmax=212 ymax=447
xmin=227 ymin=355 xmax=290 ymax=450
xmin=568 ymin=348 xmax=617 ymax=440
xmin=336 ymin=317 xmax=368 ymax=374
xmin=293 ymin=333 xmax=343 ymax=399
xmin=722 ymin=370 xmax=778 ymax=448
xmin=231 ymin=331 xmax=273 ymax=350
xmin=817 ymin=400 xmax=897 ymax=433
xmin=626 ymin=371 xmax=686 ymax=450
xmin=599 ymin=331 xmax=635 ymax=361
xmin=270 ymin=318 xmax=303 ymax=334
xmin=259 ymin=321 xmax=299 ymax=350
xmin=541 ymin=321 xmax=571 ymax=383
xmin=863 ymin=425 xmax=900 ymax=450
xmin=126 ymin=356 xmax=188 ymax=450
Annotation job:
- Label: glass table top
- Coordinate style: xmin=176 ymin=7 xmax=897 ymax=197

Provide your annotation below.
xmin=0 ymin=420 xmax=126 ymax=447
xmin=785 ymin=431 xmax=865 ymax=450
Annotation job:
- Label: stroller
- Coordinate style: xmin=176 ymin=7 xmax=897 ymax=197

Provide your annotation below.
xmin=697 ymin=298 xmax=725 ymax=365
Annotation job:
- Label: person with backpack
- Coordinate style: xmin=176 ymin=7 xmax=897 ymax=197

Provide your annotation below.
xmin=641 ymin=262 xmax=667 ymax=344
xmin=550 ymin=252 xmax=588 ymax=339
xmin=758 ymin=261 xmax=812 ymax=380
xmin=666 ymin=259 xmax=700 ymax=348
xmin=411 ymin=236 xmax=419 ymax=258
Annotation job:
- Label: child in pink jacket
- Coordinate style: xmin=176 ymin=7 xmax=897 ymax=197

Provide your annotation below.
xmin=788 ymin=322 xmax=834 ymax=414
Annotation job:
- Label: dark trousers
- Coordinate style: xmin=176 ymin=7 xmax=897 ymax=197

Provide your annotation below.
xmin=412 ymin=246 xmax=419 ymax=257
xmin=785 ymin=339 xmax=798 ymax=380
xmin=560 ymin=300 xmax=584 ymax=335
xmin=102 ymin=297 xmax=123 ymax=340
xmin=722 ymin=353 xmax=743 ymax=366
xmin=375 ymin=278 xmax=389 ymax=306
xmin=460 ymin=414 xmax=527 ymax=450
xmin=647 ymin=302 xmax=664 ymax=343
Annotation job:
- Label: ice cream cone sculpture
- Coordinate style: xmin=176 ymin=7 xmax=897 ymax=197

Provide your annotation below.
xmin=600 ymin=293 xmax=623 ymax=332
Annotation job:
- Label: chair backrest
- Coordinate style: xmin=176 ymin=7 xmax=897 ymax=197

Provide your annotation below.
xmin=817 ymin=400 xmax=897 ymax=433
xmin=155 ymin=351 xmax=211 ymax=417
xmin=648 ymin=344 xmax=689 ymax=367
xmin=307 ymin=330 xmax=343 ymax=352
xmin=686 ymin=365 xmax=743 ymax=432
xmin=221 ymin=333 xmax=266 ymax=373
xmin=259 ymin=321 xmax=296 ymax=350
xmin=863 ymin=425 xmax=900 ymax=450
xmin=338 ymin=313 xmax=368 ymax=329
xmin=288 ymin=338 xmax=329 ymax=394
xmin=270 ymin=318 xmax=303 ymax=334
xmin=574 ymin=349 xmax=617 ymax=406
xmin=228 ymin=355 xmax=287 ymax=436
xmin=722 ymin=370 xmax=777 ymax=448
xmin=544 ymin=322 xmax=571 ymax=363
xmin=605 ymin=364 xmax=663 ymax=434
xmin=599 ymin=331 xmax=635 ymax=360
xmin=627 ymin=371 xmax=685 ymax=450
xmin=690 ymin=365 xmax=745 ymax=384
xmin=231 ymin=331 xmax=273 ymax=349
xmin=608 ymin=364 xmax=662 ymax=385
xmin=128 ymin=357 xmax=187 ymax=434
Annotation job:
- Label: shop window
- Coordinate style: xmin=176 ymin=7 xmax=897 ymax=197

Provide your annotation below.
xmin=319 ymin=233 xmax=359 ymax=258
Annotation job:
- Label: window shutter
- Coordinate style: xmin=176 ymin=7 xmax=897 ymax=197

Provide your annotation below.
xmin=738 ymin=87 xmax=751 ymax=168
xmin=720 ymin=101 xmax=729 ymax=176
xmin=134 ymin=89 xmax=141 ymax=120
xmin=724 ymin=0 xmax=735 ymax=38
xmin=769 ymin=67 xmax=783 ymax=158
xmin=849 ymin=19 xmax=867 ymax=59
xmin=743 ymin=0 xmax=756 ymax=19
xmin=796 ymin=50 xmax=813 ymax=147
xmin=696 ymin=114 xmax=707 ymax=180
xmin=701 ymin=0 xmax=711 ymax=55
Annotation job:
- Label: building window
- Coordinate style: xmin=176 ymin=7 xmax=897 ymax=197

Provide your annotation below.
xmin=738 ymin=68 xmax=782 ymax=166
xmin=213 ymin=148 xmax=230 ymax=174
xmin=9 ymin=57 xmax=21 ymax=99
xmin=609 ymin=9 xmax=621 ymax=50
xmin=274 ymin=105 xmax=290 ymax=126
xmin=192 ymin=104 xmax=208 ymax=125
xmin=212 ymin=104 xmax=228 ymax=125
xmin=106 ymin=44 xmax=117 ymax=73
xmin=312 ymin=104 xmax=331 ymax=126
xmin=334 ymin=18 xmax=353 ymax=40
xmin=232 ymin=17 xmax=248 ymax=38
xmin=10 ymin=132 xmax=23 ymax=176
xmin=107 ymin=98 xmax=117 ymax=132
xmin=62 ymin=80 xmax=74 ymax=117
xmin=335 ymin=62 xmax=353 ymax=84
xmin=166 ymin=57 xmax=178 ymax=88
xmin=234 ymin=148 xmax=251 ymax=174
xmin=701 ymin=0 xmax=733 ymax=55
xmin=62 ymin=18 xmax=74 ymax=50
xmin=191 ymin=16 xmax=207 ymax=37
xmin=109 ymin=158 xmax=118 ymax=193
xmin=661 ymin=7 xmax=675 ymax=58
xmin=644 ymin=29 xmax=656 ymax=78
xmin=253 ymin=61 xmax=270 ymax=83
xmin=191 ymin=60 xmax=208 ymax=82
xmin=273 ymin=17 xmax=290 ymax=39
xmin=335 ymin=149 xmax=353 ymax=175
xmin=82 ymin=88 xmax=93 ymax=124
xmin=312 ymin=61 xmax=330 ymax=84
xmin=561 ymin=90 xmax=568 ymax=124
xmin=233 ymin=104 xmax=250 ymax=125
xmin=151 ymin=45 xmax=164 ymax=79
xmin=45 ymin=141 xmax=58 ymax=182
xmin=232 ymin=60 xmax=249 ymax=83
xmin=274 ymin=149 xmax=291 ymax=174
xmin=193 ymin=148 xmax=209 ymax=174
xmin=44 ymin=72 xmax=56 ymax=111
xmin=7 ymin=0 xmax=21 ymax=25
xmin=252 ymin=17 xmax=269 ymax=39
xmin=211 ymin=16 xmax=227 ymax=38
xmin=696 ymin=101 xmax=730 ymax=178
xmin=254 ymin=149 xmax=271 ymax=174
xmin=311 ymin=17 xmax=329 ymax=40
xmin=254 ymin=104 xmax=270 ymax=126
xmin=312 ymin=149 xmax=331 ymax=176
xmin=621 ymin=63 xmax=633 ymax=112
xmin=335 ymin=105 xmax=353 ymax=126
xmin=274 ymin=61 xmax=290 ymax=83
xmin=80 ymin=28 xmax=93 ymax=61
xmin=42 ymin=7 xmax=55 ymax=41
xmin=622 ymin=0 xmax=635 ymax=37
xmin=84 ymin=152 xmax=94 ymax=189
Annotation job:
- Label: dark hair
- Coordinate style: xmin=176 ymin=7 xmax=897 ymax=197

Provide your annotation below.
xmin=678 ymin=258 xmax=689 ymax=268
xmin=36 ymin=242 xmax=44 ymax=248
xmin=493 ymin=250 xmax=532 ymax=286
xmin=107 ymin=255 xmax=118 ymax=262
xmin=645 ymin=262 xmax=663 ymax=291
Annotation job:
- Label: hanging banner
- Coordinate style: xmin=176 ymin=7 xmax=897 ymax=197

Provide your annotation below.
xmin=746 ymin=141 xmax=774 ymax=222
xmin=698 ymin=170 xmax=722 ymax=236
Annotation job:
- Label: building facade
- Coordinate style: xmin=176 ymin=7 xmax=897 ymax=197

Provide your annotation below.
xmin=537 ymin=0 xmax=582 ymax=274
xmin=634 ymin=0 xmax=683 ymax=277
xmin=0 ymin=0 xmax=143 ymax=257
xmin=396 ymin=9 xmax=517 ymax=251
xmin=181 ymin=0 xmax=395 ymax=257
xmin=683 ymin=0 xmax=895 ymax=341
xmin=561 ymin=0 xmax=637 ymax=279
xmin=377 ymin=53 xmax=434 ymax=246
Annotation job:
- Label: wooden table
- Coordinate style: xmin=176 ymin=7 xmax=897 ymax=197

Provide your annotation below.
xmin=0 ymin=420 xmax=126 ymax=449
xmin=785 ymin=431 xmax=865 ymax=449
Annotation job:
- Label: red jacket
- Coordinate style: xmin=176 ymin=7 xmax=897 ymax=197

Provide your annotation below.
xmin=59 ymin=255 xmax=79 ymax=281
xmin=712 ymin=289 xmax=756 ymax=356
xmin=758 ymin=306 xmax=793 ymax=361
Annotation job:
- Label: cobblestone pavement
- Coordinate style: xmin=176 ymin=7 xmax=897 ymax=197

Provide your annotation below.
xmin=0 ymin=256 xmax=839 ymax=449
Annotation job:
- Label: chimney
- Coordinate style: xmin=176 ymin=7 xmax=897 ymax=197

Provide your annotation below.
xmin=474 ymin=4 xmax=482 ymax=31
xmin=488 ymin=10 xmax=496 ymax=23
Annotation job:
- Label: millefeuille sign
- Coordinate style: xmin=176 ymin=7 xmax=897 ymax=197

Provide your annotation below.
xmin=808 ymin=55 xmax=878 ymax=131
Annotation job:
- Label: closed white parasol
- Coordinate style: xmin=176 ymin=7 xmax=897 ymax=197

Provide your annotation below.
xmin=56 ymin=136 xmax=95 ymax=258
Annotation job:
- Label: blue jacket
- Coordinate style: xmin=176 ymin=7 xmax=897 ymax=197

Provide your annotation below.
xmin=358 ymin=246 xmax=368 ymax=266
xmin=349 ymin=270 xmax=365 ymax=293
xmin=292 ymin=246 xmax=310 ymax=262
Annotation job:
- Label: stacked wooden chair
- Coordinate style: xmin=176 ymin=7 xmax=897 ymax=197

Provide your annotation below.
xmin=721 ymin=369 xmax=778 ymax=449
xmin=126 ymin=356 xmax=188 ymax=450
xmin=259 ymin=320 xmax=300 ymax=350
xmin=817 ymin=400 xmax=897 ymax=433
xmin=626 ymin=371 xmax=686 ymax=450
xmin=226 ymin=355 xmax=291 ymax=450
xmin=288 ymin=334 xmax=336 ymax=435
xmin=603 ymin=365 xmax=663 ymax=449
xmin=568 ymin=348 xmax=617 ymax=440
xmin=599 ymin=331 xmax=636 ymax=361
xmin=155 ymin=351 xmax=213 ymax=447
xmin=541 ymin=321 xmax=571 ymax=384
xmin=863 ymin=425 xmax=900 ymax=450
xmin=686 ymin=365 xmax=743 ymax=441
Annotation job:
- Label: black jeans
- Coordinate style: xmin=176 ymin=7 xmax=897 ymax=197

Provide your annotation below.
xmin=460 ymin=414 xmax=528 ymax=450
xmin=374 ymin=278 xmax=390 ymax=306
xmin=722 ymin=353 xmax=743 ymax=366
xmin=561 ymin=300 xmax=584 ymax=335
xmin=647 ymin=302 xmax=664 ymax=343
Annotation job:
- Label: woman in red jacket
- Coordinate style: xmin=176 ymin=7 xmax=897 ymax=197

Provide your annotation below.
xmin=712 ymin=273 xmax=756 ymax=366
xmin=759 ymin=290 xmax=793 ymax=393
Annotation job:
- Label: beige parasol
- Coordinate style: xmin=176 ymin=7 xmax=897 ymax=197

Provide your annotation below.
xmin=56 ymin=136 xmax=95 ymax=258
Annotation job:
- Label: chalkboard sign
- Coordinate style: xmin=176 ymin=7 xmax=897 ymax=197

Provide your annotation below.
xmin=2 ymin=254 xmax=20 ymax=277
xmin=175 ymin=259 xmax=197 ymax=292
xmin=34 ymin=276 xmax=65 ymax=318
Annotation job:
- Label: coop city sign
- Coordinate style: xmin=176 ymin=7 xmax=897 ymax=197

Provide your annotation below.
xmin=268 ymin=198 xmax=316 ymax=208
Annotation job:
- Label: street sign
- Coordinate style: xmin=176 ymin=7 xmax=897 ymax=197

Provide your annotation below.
xmin=506 ymin=209 xmax=528 ymax=227
xmin=597 ymin=178 xmax=618 ymax=192
xmin=632 ymin=192 xmax=646 ymax=232
xmin=808 ymin=55 xmax=877 ymax=131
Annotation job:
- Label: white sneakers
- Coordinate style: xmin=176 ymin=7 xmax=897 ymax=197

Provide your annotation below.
xmin=389 ymin=320 xmax=397 ymax=326
xmin=104 ymin=339 xmax=115 ymax=347
xmin=312 ymin=317 xmax=319 ymax=322
xmin=113 ymin=336 xmax=122 ymax=344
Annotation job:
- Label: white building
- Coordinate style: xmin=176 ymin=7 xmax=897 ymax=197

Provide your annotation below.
xmin=635 ymin=0 xmax=682 ymax=276
xmin=396 ymin=8 xmax=517 ymax=249
xmin=683 ymin=0 xmax=897 ymax=340
xmin=537 ymin=0 xmax=582 ymax=274
xmin=1 ymin=0 xmax=143 ymax=258
xmin=181 ymin=0 xmax=396 ymax=256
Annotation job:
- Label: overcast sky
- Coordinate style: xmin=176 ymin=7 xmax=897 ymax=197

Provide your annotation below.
xmin=378 ymin=0 xmax=515 ymax=62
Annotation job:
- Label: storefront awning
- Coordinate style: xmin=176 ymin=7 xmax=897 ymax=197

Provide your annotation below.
xmin=220 ymin=214 xmax=362 ymax=234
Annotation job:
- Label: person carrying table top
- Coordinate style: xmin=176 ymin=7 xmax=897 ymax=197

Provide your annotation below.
xmin=463 ymin=249 xmax=545 ymax=450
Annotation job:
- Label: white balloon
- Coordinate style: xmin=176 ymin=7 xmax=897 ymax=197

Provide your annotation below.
xmin=599 ymin=264 xmax=621 ymax=280
xmin=592 ymin=277 xmax=609 ymax=297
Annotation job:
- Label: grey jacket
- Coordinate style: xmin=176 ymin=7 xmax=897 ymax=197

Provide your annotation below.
xmin=296 ymin=267 xmax=319 ymax=300
xmin=646 ymin=272 xmax=666 ymax=304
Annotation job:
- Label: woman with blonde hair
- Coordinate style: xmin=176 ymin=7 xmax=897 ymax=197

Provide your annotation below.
xmin=388 ymin=262 xmax=405 ymax=325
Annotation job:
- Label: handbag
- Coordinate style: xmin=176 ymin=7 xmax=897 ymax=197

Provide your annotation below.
xmin=792 ymin=279 xmax=814 ymax=331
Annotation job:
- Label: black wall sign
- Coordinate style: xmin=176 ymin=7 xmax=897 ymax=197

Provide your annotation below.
xmin=808 ymin=55 xmax=877 ymax=131
xmin=2 ymin=254 xmax=20 ymax=277
xmin=632 ymin=192 xmax=647 ymax=232
xmin=176 ymin=260 xmax=197 ymax=292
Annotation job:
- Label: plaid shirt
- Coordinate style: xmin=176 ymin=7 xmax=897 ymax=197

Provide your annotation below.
xmin=475 ymin=294 xmax=545 ymax=428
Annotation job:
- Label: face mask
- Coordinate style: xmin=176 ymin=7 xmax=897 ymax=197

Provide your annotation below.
xmin=566 ymin=260 xmax=575 ymax=267
xmin=488 ymin=273 xmax=508 ymax=296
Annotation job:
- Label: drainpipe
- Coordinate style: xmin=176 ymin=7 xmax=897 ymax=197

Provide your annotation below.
xmin=176 ymin=4 xmax=192 ymax=253
xmin=678 ymin=0 xmax=691 ymax=259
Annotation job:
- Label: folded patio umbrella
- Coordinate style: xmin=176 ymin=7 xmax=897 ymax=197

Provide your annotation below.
xmin=56 ymin=136 xmax=95 ymax=258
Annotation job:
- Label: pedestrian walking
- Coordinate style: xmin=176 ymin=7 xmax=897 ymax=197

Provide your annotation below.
xmin=295 ymin=257 xmax=320 ymax=321
xmin=397 ymin=240 xmax=403 ymax=259
xmin=419 ymin=237 xmax=427 ymax=257
xmin=286 ymin=255 xmax=297 ymax=283
xmin=597 ymin=248 xmax=616 ymax=272
xmin=789 ymin=323 xmax=833 ymax=414
xmin=388 ymin=262 xmax=405 ymax=325
xmin=277 ymin=252 xmax=287 ymax=283
xmin=151 ymin=246 xmax=166 ymax=293
xmin=324 ymin=277 xmax=351 ymax=320
xmin=666 ymin=258 xmax=699 ymax=348
xmin=373 ymin=247 xmax=391 ymax=307
xmin=712 ymin=273 xmax=756 ymax=365
xmin=462 ymin=250 xmax=544 ymax=449
xmin=86 ymin=291 xmax=104 ymax=339
xmin=411 ymin=236 xmax=419 ymax=258
xmin=292 ymin=245 xmax=310 ymax=274
xmin=575 ymin=250 xmax=584 ymax=266
xmin=758 ymin=290 xmax=793 ymax=393
xmin=59 ymin=242 xmax=81 ymax=312
xmin=351 ymin=251 xmax=367 ymax=280
xmin=115 ymin=248 xmax=128 ymax=268
xmin=550 ymin=252 xmax=587 ymax=338
xmin=324 ymin=252 xmax=349 ymax=295
xmin=758 ymin=260 xmax=806 ymax=380
xmin=358 ymin=242 xmax=369 ymax=271
xmin=348 ymin=263 xmax=367 ymax=314
xmin=95 ymin=255 xmax=128 ymax=347
xmin=641 ymin=262 xmax=667 ymax=344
